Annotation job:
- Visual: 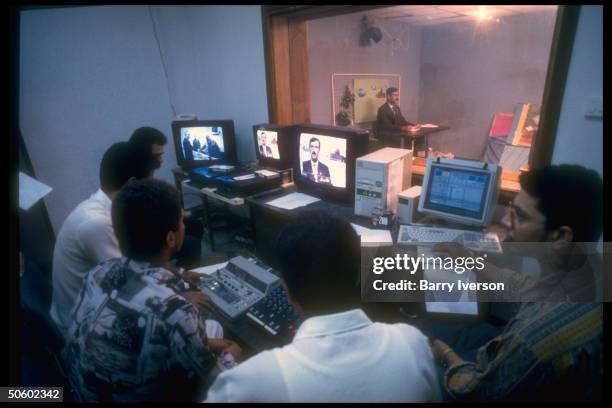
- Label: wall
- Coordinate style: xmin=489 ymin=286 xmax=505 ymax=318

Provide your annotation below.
xmin=308 ymin=12 xmax=422 ymax=125
xmin=418 ymin=11 xmax=557 ymax=159
xmin=20 ymin=5 xmax=268 ymax=233
xmin=551 ymin=5 xmax=602 ymax=177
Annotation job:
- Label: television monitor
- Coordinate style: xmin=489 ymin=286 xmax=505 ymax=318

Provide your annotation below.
xmin=252 ymin=123 xmax=294 ymax=169
xmin=293 ymin=124 xmax=369 ymax=203
xmin=418 ymin=157 xmax=501 ymax=227
xmin=172 ymin=120 xmax=237 ymax=170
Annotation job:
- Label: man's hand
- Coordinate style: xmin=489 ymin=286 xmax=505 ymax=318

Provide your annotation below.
xmin=182 ymin=291 xmax=213 ymax=313
xmin=181 ymin=270 xmax=205 ymax=288
xmin=429 ymin=339 xmax=463 ymax=367
xmin=208 ymin=338 xmax=243 ymax=362
xmin=402 ymin=124 xmax=421 ymax=133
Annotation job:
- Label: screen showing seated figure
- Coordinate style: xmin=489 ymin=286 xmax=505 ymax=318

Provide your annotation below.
xmin=299 ymin=133 xmax=347 ymax=188
xmin=256 ymin=130 xmax=280 ymax=160
xmin=180 ymin=126 xmax=225 ymax=162
xmin=426 ymin=166 xmax=490 ymax=220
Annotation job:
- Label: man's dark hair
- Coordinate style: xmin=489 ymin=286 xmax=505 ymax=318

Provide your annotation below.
xmin=519 ymin=165 xmax=603 ymax=242
xmin=130 ymin=126 xmax=168 ymax=147
xmin=274 ymin=211 xmax=361 ymax=314
xmin=308 ymin=137 xmax=320 ymax=146
xmin=386 ymin=87 xmax=399 ymax=97
xmin=99 ymin=142 xmax=156 ymax=193
xmin=112 ymin=179 xmax=182 ymax=261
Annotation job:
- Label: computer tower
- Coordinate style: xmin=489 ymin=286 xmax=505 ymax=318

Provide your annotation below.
xmin=354 ymin=147 xmax=412 ymax=217
xmin=397 ymin=185 xmax=422 ymax=224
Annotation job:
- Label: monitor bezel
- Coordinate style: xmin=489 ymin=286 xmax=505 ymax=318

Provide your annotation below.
xmin=172 ymin=119 xmax=237 ymax=169
xmin=419 ymin=158 xmax=500 ymax=227
xmin=252 ymin=123 xmax=293 ymax=170
xmin=292 ymin=124 xmax=369 ymax=204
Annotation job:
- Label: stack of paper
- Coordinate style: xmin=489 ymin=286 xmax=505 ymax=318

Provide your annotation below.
xmin=266 ymin=192 xmax=320 ymax=210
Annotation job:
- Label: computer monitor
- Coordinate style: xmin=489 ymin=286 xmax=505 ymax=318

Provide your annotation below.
xmin=252 ymin=123 xmax=294 ymax=169
xmin=293 ymin=124 xmax=369 ymax=203
xmin=172 ymin=120 xmax=237 ymax=169
xmin=418 ymin=157 xmax=501 ymax=227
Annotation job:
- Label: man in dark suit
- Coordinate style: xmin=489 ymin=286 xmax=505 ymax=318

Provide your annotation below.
xmin=258 ymin=132 xmax=273 ymax=158
xmin=206 ymin=135 xmax=223 ymax=160
xmin=182 ymin=132 xmax=194 ymax=161
xmin=376 ymin=87 xmax=421 ymax=148
xmin=302 ymin=137 xmax=331 ymax=184
xmin=192 ymin=137 xmax=201 ymax=152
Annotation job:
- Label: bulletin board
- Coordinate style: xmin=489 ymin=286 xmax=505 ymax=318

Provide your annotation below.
xmin=331 ymin=74 xmax=400 ymax=126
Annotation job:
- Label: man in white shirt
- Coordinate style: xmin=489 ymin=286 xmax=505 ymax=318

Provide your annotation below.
xmin=206 ymin=211 xmax=441 ymax=402
xmin=50 ymin=142 xmax=157 ymax=337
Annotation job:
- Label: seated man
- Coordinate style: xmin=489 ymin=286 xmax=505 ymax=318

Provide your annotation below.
xmin=429 ymin=164 xmax=603 ymax=401
xmin=63 ymin=179 xmax=242 ymax=402
xmin=50 ymin=142 xmax=156 ymax=338
xmin=206 ymin=211 xmax=441 ymax=402
xmin=129 ymin=126 xmax=202 ymax=269
xmin=376 ymin=87 xmax=421 ymax=148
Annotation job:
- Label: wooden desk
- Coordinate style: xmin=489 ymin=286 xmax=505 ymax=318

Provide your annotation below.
xmin=401 ymin=125 xmax=449 ymax=154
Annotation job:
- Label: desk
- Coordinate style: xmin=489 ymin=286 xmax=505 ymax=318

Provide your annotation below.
xmin=181 ymin=181 xmax=247 ymax=252
xmin=401 ymin=125 xmax=449 ymax=153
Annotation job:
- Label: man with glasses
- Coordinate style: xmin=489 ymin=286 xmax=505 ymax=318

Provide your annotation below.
xmin=427 ymin=164 xmax=603 ymax=401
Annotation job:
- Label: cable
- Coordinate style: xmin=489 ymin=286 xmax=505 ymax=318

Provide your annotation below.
xmin=148 ymin=6 xmax=178 ymax=117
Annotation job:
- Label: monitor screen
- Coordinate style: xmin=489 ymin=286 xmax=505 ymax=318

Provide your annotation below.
xmin=299 ymin=132 xmax=347 ymax=188
xmin=256 ymin=129 xmax=280 ymax=160
xmin=418 ymin=157 xmax=501 ymax=227
xmin=424 ymin=165 xmax=490 ymax=220
xmin=172 ymin=120 xmax=236 ymax=169
xmin=180 ymin=126 xmax=225 ymax=161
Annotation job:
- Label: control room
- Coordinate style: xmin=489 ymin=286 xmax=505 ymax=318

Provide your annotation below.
xmin=13 ymin=4 xmax=605 ymax=404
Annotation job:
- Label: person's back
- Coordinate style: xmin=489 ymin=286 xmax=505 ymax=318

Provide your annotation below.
xmin=50 ymin=142 xmax=155 ymax=337
xmin=50 ymin=190 xmax=119 ymax=336
xmin=206 ymin=309 xmax=439 ymax=402
xmin=64 ymin=257 xmax=216 ymax=402
xmin=206 ymin=211 xmax=441 ymax=402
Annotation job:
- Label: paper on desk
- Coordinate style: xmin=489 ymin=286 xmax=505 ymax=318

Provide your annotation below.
xmin=351 ymin=223 xmax=393 ymax=246
xmin=420 ymin=123 xmax=439 ymax=128
xmin=19 ymin=172 xmax=53 ymax=211
xmin=191 ymin=261 xmax=228 ymax=275
xmin=266 ymin=192 xmax=319 ymax=210
xmin=255 ymin=169 xmax=279 ymax=178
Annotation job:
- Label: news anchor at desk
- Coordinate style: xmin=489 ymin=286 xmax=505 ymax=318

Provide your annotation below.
xmin=376 ymin=87 xmax=421 ymax=148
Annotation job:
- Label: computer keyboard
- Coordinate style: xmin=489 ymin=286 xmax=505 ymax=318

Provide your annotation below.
xmin=245 ymin=285 xmax=302 ymax=341
xmin=397 ymin=224 xmax=502 ymax=254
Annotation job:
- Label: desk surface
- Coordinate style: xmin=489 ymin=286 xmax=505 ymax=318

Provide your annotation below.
xmin=403 ymin=125 xmax=449 ymax=139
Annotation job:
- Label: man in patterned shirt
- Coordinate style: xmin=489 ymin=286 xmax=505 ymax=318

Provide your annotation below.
xmin=63 ymin=179 xmax=241 ymax=402
xmin=429 ymin=165 xmax=603 ymax=401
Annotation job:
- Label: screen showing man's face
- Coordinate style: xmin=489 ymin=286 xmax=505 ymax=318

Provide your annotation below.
xmin=300 ymin=133 xmax=347 ymax=188
xmin=310 ymin=140 xmax=320 ymax=161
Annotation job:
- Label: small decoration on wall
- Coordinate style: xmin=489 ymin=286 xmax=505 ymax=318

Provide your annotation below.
xmin=357 ymin=88 xmax=366 ymax=98
xmin=335 ymin=111 xmax=351 ymax=127
xmin=340 ymin=85 xmax=355 ymax=109
xmin=376 ymin=88 xmax=385 ymax=98
xmin=370 ymin=84 xmax=377 ymax=90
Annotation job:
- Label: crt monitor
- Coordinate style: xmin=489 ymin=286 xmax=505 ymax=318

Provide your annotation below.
xmin=418 ymin=157 xmax=501 ymax=227
xmin=172 ymin=119 xmax=237 ymax=169
xmin=293 ymin=124 xmax=369 ymax=204
xmin=252 ymin=124 xmax=294 ymax=169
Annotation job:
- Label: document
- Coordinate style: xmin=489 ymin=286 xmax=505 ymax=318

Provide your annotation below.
xmin=255 ymin=169 xmax=279 ymax=178
xmin=233 ymin=173 xmax=256 ymax=181
xmin=351 ymin=223 xmax=393 ymax=246
xmin=19 ymin=172 xmax=53 ymax=211
xmin=420 ymin=123 xmax=439 ymax=128
xmin=266 ymin=192 xmax=320 ymax=210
